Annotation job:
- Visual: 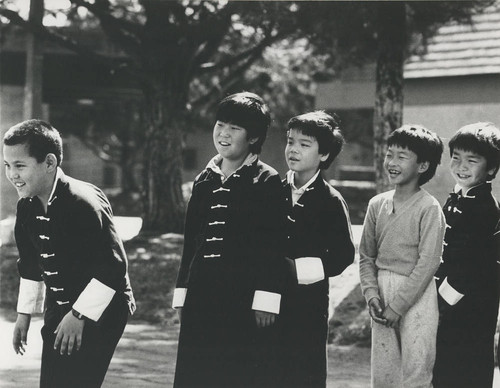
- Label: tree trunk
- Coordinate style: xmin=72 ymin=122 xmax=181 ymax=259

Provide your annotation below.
xmin=120 ymin=144 xmax=139 ymax=194
xmin=142 ymin=92 xmax=186 ymax=233
xmin=24 ymin=0 xmax=44 ymax=119
xmin=373 ymin=2 xmax=406 ymax=193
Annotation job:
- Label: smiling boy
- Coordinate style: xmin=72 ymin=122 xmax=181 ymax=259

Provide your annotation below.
xmin=279 ymin=111 xmax=354 ymax=387
xmin=3 ymin=119 xmax=135 ymax=388
xmin=172 ymin=92 xmax=285 ymax=387
xmin=433 ymin=123 xmax=500 ymax=388
xmin=359 ymin=125 xmax=446 ymax=387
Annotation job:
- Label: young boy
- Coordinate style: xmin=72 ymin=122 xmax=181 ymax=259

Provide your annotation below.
xmin=3 ymin=119 xmax=135 ymax=388
xmin=279 ymin=111 xmax=355 ymax=387
xmin=433 ymin=122 xmax=500 ymax=388
xmin=172 ymin=92 xmax=285 ymax=387
xmin=359 ymin=124 xmax=446 ymax=388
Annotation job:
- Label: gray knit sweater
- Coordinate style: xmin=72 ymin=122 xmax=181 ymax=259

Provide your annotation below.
xmin=359 ymin=189 xmax=446 ymax=316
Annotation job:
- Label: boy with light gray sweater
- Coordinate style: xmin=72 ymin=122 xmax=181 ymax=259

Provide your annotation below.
xmin=359 ymin=125 xmax=446 ymax=388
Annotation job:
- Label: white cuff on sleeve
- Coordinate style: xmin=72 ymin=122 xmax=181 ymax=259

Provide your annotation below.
xmin=252 ymin=290 xmax=281 ymax=314
xmin=439 ymin=277 xmax=464 ymax=306
xmin=17 ymin=278 xmax=45 ymax=314
xmin=172 ymin=288 xmax=187 ymax=309
xmin=295 ymin=257 xmax=325 ymax=285
xmin=72 ymin=278 xmax=116 ymax=322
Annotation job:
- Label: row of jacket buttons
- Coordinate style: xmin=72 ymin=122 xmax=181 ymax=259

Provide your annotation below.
xmin=203 ymin=183 xmax=231 ymax=259
xmin=35 ymin=199 xmax=69 ymax=306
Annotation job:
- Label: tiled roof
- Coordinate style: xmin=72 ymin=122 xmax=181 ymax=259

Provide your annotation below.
xmin=405 ymin=3 xmax=500 ymax=78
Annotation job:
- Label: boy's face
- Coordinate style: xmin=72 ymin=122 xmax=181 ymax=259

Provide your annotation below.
xmin=213 ymin=120 xmax=257 ymax=164
xmin=450 ymin=148 xmax=495 ymax=192
xmin=3 ymin=143 xmax=53 ymax=199
xmin=384 ymin=145 xmax=428 ymax=187
xmin=285 ymin=128 xmax=328 ymax=178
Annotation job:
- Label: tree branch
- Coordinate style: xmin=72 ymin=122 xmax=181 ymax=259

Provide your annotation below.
xmin=195 ymin=29 xmax=284 ymax=76
xmin=0 ymin=7 xmax=147 ymax=82
xmin=191 ymin=44 xmax=269 ymax=110
xmin=69 ymin=0 xmax=142 ymax=56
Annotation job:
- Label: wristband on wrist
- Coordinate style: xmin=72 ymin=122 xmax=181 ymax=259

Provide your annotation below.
xmin=72 ymin=308 xmax=85 ymax=320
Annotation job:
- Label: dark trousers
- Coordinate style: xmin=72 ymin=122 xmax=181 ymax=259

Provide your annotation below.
xmin=278 ymin=284 xmax=329 ymax=388
xmin=40 ymin=302 xmax=128 ymax=388
xmin=433 ymin=294 xmax=498 ymax=388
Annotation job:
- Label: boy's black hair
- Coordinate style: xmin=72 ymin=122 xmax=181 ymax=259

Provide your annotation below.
xmin=448 ymin=122 xmax=500 ymax=179
xmin=387 ymin=124 xmax=443 ymax=185
xmin=3 ymin=119 xmax=63 ymax=166
xmin=215 ymin=92 xmax=271 ymax=154
xmin=287 ymin=110 xmax=344 ymax=169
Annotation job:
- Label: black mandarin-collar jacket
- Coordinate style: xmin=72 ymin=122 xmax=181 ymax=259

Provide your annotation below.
xmin=15 ymin=171 xmax=134 ymax=326
xmin=282 ymin=174 xmax=355 ymax=310
xmin=175 ymin=159 xmax=286 ymax=303
xmin=435 ymin=182 xmax=500 ymax=301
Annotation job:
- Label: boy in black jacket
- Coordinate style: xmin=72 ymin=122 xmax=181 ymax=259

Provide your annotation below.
xmin=4 ymin=119 xmax=135 ymax=388
xmin=172 ymin=92 xmax=285 ymax=387
xmin=280 ymin=111 xmax=355 ymax=387
xmin=433 ymin=122 xmax=500 ymax=388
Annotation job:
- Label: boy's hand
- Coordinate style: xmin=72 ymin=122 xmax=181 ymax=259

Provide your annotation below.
xmin=368 ymin=298 xmax=387 ymax=325
xmin=382 ymin=305 xmax=401 ymax=328
xmin=54 ymin=311 xmax=85 ymax=355
xmin=13 ymin=313 xmax=31 ymax=355
xmin=254 ymin=310 xmax=277 ymax=328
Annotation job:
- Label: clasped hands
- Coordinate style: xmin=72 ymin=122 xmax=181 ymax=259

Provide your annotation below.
xmin=368 ymin=297 xmax=400 ymax=328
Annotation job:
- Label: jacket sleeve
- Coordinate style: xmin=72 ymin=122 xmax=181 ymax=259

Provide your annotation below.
xmin=172 ymin=180 xmax=200 ymax=308
xmin=321 ymin=194 xmax=355 ymax=278
xmin=71 ymin=192 xmax=128 ymax=321
xmin=15 ymin=200 xmax=45 ymax=314
xmin=251 ymin=174 xmax=286 ymax=314
xmin=443 ymin=202 xmax=500 ymax=300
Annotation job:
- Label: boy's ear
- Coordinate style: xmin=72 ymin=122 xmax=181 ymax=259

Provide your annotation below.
xmin=45 ymin=153 xmax=57 ymax=172
xmin=488 ymin=166 xmax=498 ymax=177
xmin=418 ymin=161 xmax=430 ymax=173
xmin=320 ymin=153 xmax=329 ymax=162
xmin=249 ymin=137 xmax=258 ymax=145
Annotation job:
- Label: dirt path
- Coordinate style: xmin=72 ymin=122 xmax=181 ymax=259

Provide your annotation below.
xmin=0 ymin=312 xmax=370 ymax=387
xmin=3 ymin=312 xmax=498 ymax=387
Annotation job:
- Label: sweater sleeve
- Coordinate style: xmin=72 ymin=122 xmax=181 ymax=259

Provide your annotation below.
xmin=359 ymin=198 xmax=381 ymax=304
xmin=389 ymin=203 xmax=445 ymax=316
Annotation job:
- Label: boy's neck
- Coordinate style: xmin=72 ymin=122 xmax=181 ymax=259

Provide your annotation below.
xmin=293 ymin=170 xmax=319 ymax=189
xmin=393 ymin=180 xmax=420 ymax=202
xmin=39 ymin=170 xmax=58 ymax=213
xmin=220 ymin=154 xmax=250 ymax=177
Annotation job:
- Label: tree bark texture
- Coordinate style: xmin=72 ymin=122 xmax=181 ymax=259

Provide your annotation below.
xmin=142 ymin=91 xmax=186 ymax=233
xmin=24 ymin=0 xmax=44 ymax=120
xmin=373 ymin=2 xmax=406 ymax=193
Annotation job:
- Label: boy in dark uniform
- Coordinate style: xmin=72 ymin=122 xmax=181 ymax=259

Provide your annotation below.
xmin=3 ymin=119 xmax=135 ymax=388
xmin=433 ymin=122 xmax=500 ymax=388
xmin=172 ymin=92 xmax=285 ymax=387
xmin=280 ymin=111 xmax=355 ymax=387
